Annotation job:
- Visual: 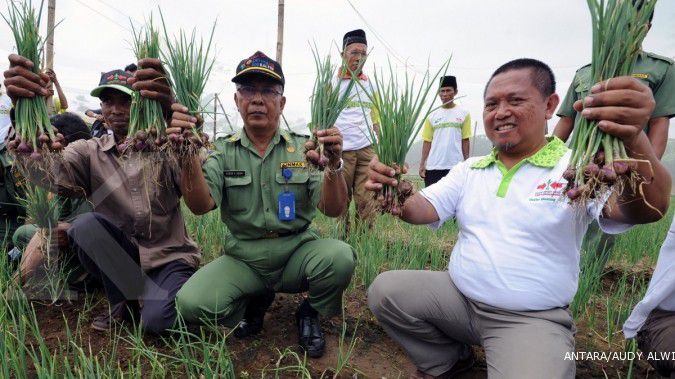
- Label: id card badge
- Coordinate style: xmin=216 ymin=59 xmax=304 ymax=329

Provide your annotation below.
xmin=278 ymin=168 xmax=296 ymax=221
xmin=278 ymin=191 xmax=296 ymax=221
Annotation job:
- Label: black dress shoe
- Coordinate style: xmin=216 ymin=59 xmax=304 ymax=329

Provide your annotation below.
xmin=295 ymin=301 xmax=325 ymax=358
xmin=233 ymin=290 xmax=275 ymax=339
xmin=91 ymin=301 xmax=138 ymax=331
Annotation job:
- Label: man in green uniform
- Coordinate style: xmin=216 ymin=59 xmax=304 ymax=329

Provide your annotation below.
xmin=173 ymin=51 xmax=355 ymax=358
xmin=552 ymin=7 xmax=675 ymax=273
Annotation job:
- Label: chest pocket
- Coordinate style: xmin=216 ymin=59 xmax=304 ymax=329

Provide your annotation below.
xmin=224 ymin=175 xmax=252 ymax=213
xmin=275 ymin=170 xmax=310 ymax=206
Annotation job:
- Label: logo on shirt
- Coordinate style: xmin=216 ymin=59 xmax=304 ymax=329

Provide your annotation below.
xmin=529 ymin=179 xmax=566 ymax=202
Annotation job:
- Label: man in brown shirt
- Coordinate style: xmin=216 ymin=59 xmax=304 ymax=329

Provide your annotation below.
xmin=3 ymin=55 xmax=200 ymax=334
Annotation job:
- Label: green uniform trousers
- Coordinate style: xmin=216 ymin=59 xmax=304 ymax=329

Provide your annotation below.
xmin=12 ymin=223 xmax=38 ymax=251
xmin=176 ymin=231 xmax=356 ymax=327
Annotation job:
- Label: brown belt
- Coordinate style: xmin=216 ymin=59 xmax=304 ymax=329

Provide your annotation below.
xmin=262 ymin=224 xmax=310 ymax=239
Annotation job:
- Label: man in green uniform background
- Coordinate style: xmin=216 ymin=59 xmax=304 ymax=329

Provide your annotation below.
xmin=173 ymin=51 xmax=355 ymax=359
xmin=552 ymin=7 xmax=675 ymax=274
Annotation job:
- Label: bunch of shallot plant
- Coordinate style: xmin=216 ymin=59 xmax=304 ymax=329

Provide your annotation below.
xmin=565 ymin=0 xmax=657 ymax=203
xmin=308 ymin=44 xmax=357 ymax=170
xmin=123 ymin=17 xmax=167 ymax=154
xmin=159 ymin=10 xmax=215 ymax=157
xmin=356 ymin=58 xmax=450 ymax=212
xmin=3 ymin=0 xmax=65 ymax=161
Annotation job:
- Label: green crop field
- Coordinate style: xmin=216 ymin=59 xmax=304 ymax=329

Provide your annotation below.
xmin=0 ymin=196 xmax=672 ymax=378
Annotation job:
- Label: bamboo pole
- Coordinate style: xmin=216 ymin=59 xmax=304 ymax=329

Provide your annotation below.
xmin=46 ymin=0 xmax=55 ymax=70
xmin=276 ymin=0 xmax=284 ymax=64
xmin=213 ymin=93 xmax=218 ymax=138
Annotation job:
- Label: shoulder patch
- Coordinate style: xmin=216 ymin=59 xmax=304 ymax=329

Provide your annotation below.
xmin=575 ymin=63 xmax=592 ymax=72
xmin=226 ymin=131 xmax=242 ymax=142
xmin=289 ymin=131 xmax=310 ymax=139
xmin=645 ymin=51 xmax=674 ymax=65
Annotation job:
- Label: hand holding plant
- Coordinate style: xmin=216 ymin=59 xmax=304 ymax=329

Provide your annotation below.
xmin=365 ymin=156 xmax=413 ymax=215
xmin=167 ymin=102 xmax=207 ymax=153
xmin=304 ymin=127 xmax=343 ymax=170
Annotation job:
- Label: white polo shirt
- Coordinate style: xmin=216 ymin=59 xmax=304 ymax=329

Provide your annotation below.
xmin=421 ymin=104 xmax=471 ymax=170
xmin=0 ymin=93 xmax=11 ymax=144
xmin=420 ymin=137 xmax=631 ymax=311
xmin=623 ymin=219 xmax=675 ymax=338
xmin=334 ymin=75 xmax=379 ymax=152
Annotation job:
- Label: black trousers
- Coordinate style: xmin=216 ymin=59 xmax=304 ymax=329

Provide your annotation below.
xmin=67 ymin=212 xmax=195 ymax=334
xmin=637 ymin=309 xmax=675 ymax=377
xmin=424 ymin=169 xmax=451 ymax=187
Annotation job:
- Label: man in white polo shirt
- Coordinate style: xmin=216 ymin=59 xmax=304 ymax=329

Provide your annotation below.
xmin=365 ymin=58 xmax=671 ymax=378
xmin=624 ymin=220 xmax=675 ymax=378
xmin=420 ymin=75 xmax=471 ymax=187
xmin=335 ymin=29 xmax=380 ymax=233
xmin=0 ymin=84 xmax=11 ymax=143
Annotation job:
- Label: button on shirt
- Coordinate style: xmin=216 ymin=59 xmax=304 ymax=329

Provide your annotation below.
xmin=202 ymin=128 xmax=323 ymax=240
xmin=334 ymin=75 xmax=380 ymax=152
xmin=624 ymin=219 xmax=675 ymax=338
xmin=26 ymin=134 xmax=201 ymax=271
xmin=421 ymin=104 xmax=471 ymax=170
xmin=419 ymin=137 xmax=631 ymax=311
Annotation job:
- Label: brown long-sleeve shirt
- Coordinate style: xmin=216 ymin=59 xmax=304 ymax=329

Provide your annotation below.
xmin=24 ymin=134 xmax=201 ymax=271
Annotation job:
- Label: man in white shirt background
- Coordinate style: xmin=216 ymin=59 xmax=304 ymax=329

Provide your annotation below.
xmin=365 ymin=58 xmax=671 ymax=378
xmin=0 ymin=84 xmax=11 ymax=143
xmin=334 ymin=29 xmax=380 ymax=235
xmin=419 ymin=75 xmax=471 ymax=187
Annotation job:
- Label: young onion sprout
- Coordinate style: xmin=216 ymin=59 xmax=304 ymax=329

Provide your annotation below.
xmin=18 ymin=184 xmax=61 ymax=270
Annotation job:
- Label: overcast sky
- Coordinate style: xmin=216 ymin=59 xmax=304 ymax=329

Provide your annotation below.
xmin=1 ymin=0 xmax=674 ymax=138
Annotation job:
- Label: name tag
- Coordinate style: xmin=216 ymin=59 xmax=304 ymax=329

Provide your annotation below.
xmin=278 ymin=191 xmax=296 ymax=221
xmin=632 ymin=73 xmax=649 ymax=79
xmin=223 ymin=170 xmax=246 ymax=177
xmin=281 ymin=161 xmax=306 ymax=169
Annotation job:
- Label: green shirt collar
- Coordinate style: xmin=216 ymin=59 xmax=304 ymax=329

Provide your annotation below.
xmin=471 ymin=136 xmax=568 ymax=169
xmin=238 ymin=127 xmax=285 ymax=158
